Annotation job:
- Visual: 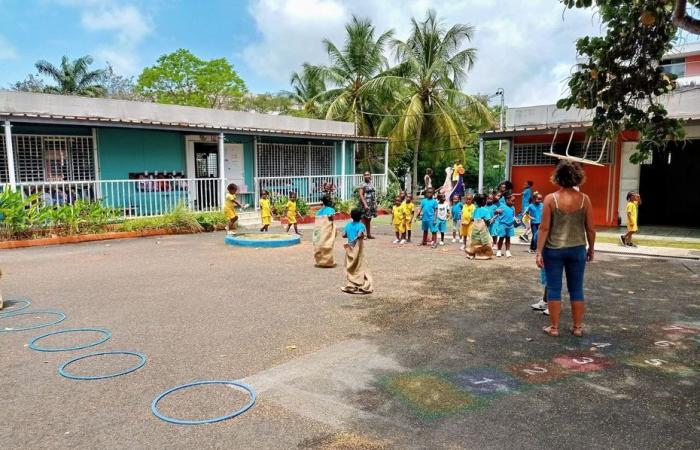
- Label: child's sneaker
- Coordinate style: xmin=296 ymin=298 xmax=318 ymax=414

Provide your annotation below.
xmin=431 ymin=242 xmax=438 ymax=249
xmin=543 ymin=308 xmax=550 ymax=316
xmin=439 ymin=240 xmax=445 ymax=246
xmin=527 ymin=249 xmax=536 ymax=254
xmin=496 ymin=250 xmax=502 ymax=257
xmin=459 ymin=245 xmax=465 ymax=251
xmin=451 ymin=237 xmax=457 ymax=243
xmin=531 ymin=299 xmax=547 ymax=310
xmin=619 ymin=235 xmax=626 ymax=246
xmin=392 ymin=239 xmax=400 ymax=244
xmin=399 ymin=239 xmax=406 ymax=244
xmin=519 ymin=235 xmax=528 ymax=243
xmin=506 ymin=250 xmax=512 ymax=258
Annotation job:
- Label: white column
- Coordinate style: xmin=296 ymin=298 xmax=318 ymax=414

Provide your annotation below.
xmin=4 ymin=121 xmax=16 ymax=190
xmin=218 ymin=132 xmax=225 ymax=210
xmin=478 ymin=137 xmax=484 ymax=193
xmin=253 ymin=136 xmax=259 ymax=210
xmin=340 ymin=140 xmax=346 ymax=200
xmin=383 ymin=140 xmax=389 ymax=192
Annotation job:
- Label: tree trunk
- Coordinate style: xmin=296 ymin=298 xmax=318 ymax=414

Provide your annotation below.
xmin=673 ymin=0 xmax=700 ymax=35
xmin=411 ymin=127 xmax=422 ymax=195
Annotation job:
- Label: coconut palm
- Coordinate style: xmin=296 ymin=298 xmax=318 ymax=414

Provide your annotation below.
xmin=35 ymin=55 xmax=107 ymax=97
xmin=289 ymin=63 xmax=326 ymax=117
xmin=316 ymin=16 xmax=394 ymax=136
xmin=365 ymin=10 xmax=492 ymax=193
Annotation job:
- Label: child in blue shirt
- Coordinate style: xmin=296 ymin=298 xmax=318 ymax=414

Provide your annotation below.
xmin=525 ymin=192 xmax=543 ymax=253
xmin=487 ymin=194 xmax=500 ymax=248
xmin=343 ymin=209 xmax=366 ymax=244
xmin=496 ymin=193 xmax=516 ymax=257
xmin=341 ymin=208 xmax=373 ymax=295
xmin=416 ymin=187 xmax=438 ymax=247
xmin=316 ymin=195 xmax=336 ymax=219
xmin=450 ymin=194 xmax=463 ymax=243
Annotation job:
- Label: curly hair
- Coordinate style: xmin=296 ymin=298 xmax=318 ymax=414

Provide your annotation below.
xmin=551 ymin=160 xmax=586 ymax=188
xmin=474 ymin=193 xmax=487 ymax=207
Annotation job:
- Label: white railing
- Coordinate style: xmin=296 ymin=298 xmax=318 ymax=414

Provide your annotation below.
xmin=253 ymin=174 xmax=386 ymax=208
xmin=2 ymin=178 xmax=255 ymax=219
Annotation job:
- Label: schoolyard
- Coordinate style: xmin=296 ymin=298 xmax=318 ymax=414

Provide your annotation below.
xmin=1 ymin=224 xmax=699 ymax=450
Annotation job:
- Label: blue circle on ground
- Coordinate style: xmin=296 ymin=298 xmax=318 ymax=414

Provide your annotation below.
xmin=0 ymin=299 xmax=32 ymax=316
xmin=151 ymin=380 xmax=257 ymax=425
xmin=58 ymin=351 xmax=147 ymax=380
xmin=0 ymin=310 xmax=66 ymax=332
xmin=29 ymin=328 xmax=112 ymax=352
xmin=225 ymin=233 xmax=301 ymax=248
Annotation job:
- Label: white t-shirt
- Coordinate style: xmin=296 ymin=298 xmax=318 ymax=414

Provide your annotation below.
xmin=437 ymin=202 xmax=450 ymax=220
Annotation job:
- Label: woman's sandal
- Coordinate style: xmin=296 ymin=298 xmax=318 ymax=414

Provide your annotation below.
xmin=543 ymin=325 xmax=560 ymax=337
xmin=571 ymin=326 xmax=584 ymax=337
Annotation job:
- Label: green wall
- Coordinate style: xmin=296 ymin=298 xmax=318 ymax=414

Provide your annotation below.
xmin=97 ymin=128 xmax=185 ymax=180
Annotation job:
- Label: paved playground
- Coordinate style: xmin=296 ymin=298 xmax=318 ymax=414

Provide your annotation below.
xmin=1 ymin=227 xmax=698 ymax=449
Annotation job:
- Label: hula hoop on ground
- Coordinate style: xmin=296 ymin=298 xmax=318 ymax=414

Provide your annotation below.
xmin=151 ymin=380 xmax=257 ymax=425
xmin=0 ymin=299 xmax=32 ymax=316
xmin=58 ymin=351 xmax=147 ymax=380
xmin=0 ymin=310 xmax=66 ymax=332
xmin=29 ymin=328 xmax=112 ymax=352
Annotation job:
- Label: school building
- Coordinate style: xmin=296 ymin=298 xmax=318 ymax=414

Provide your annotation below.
xmin=478 ymin=87 xmax=700 ymax=228
xmin=0 ymin=92 xmax=389 ymax=220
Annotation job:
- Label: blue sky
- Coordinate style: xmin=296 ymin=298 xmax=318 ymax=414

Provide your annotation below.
xmin=0 ymin=0 xmax=611 ymax=106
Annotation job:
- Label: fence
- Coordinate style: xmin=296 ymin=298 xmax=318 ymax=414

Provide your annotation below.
xmin=2 ymin=178 xmax=255 ymax=220
xmin=254 ymin=174 xmax=386 ymax=208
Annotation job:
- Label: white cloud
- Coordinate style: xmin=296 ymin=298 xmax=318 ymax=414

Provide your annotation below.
xmin=243 ymin=0 xmax=601 ymax=106
xmin=0 ymin=34 xmax=17 ymax=60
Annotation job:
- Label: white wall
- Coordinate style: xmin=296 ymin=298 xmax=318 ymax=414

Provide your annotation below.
xmin=618 ymin=141 xmax=640 ymax=226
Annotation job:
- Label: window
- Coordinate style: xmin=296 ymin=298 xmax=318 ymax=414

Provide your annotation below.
xmin=256 ymin=142 xmax=335 ymax=177
xmin=512 ymin=138 xmax=613 ymax=166
xmin=0 ymin=134 xmax=95 ymax=183
xmin=660 ymin=57 xmax=686 ymax=78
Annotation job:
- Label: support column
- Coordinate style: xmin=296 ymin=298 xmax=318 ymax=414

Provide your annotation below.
xmin=253 ymin=136 xmax=259 ymax=210
xmin=478 ymin=137 xmax=484 ymax=193
xmin=218 ymin=132 xmax=225 ymax=210
xmin=4 ymin=121 xmax=16 ymax=190
xmin=341 ymin=140 xmax=346 ymax=200
xmin=383 ymin=140 xmax=389 ymax=192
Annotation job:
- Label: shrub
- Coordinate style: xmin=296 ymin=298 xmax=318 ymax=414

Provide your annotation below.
xmin=377 ymin=181 xmax=401 ymax=210
xmin=272 ymin=195 xmax=309 ymax=217
xmin=332 ymin=197 xmax=355 ymax=214
xmin=194 ymin=211 xmax=227 ymax=231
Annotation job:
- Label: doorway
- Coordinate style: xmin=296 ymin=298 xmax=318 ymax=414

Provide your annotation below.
xmin=194 ymin=142 xmax=219 ymax=209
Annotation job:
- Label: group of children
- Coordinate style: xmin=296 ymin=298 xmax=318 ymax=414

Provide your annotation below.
xmin=224 ymin=183 xmax=305 ymax=236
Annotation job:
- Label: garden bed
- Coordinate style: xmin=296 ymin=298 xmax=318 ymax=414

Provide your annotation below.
xmin=0 ymin=228 xmax=187 ymax=249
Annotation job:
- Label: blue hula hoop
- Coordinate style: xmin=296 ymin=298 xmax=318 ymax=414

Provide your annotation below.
xmin=0 ymin=310 xmax=66 ymax=332
xmin=59 ymin=351 xmax=147 ymax=380
xmin=0 ymin=299 xmax=32 ymax=316
xmin=151 ymin=380 xmax=257 ymax=425
xmin=29 ymin=328 xmax=112 ymax=352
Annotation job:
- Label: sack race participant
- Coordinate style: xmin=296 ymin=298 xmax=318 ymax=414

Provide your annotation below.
xmin=313 ymin=196 xmax=337 ymax=268
xmin=465 ymin=194 xmax=495 ymax=260
xmin=341 ymin=208 xmax=373 ymax=294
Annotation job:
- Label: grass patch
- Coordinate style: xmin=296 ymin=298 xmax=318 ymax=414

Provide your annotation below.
xmin=596 ymin=236 xmax=700 ymax=250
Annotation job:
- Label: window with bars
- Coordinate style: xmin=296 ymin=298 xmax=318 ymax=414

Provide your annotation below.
xmin=0 ymin=134 xmax=95 ymax=183
xmin=512 ymin=139 xmax=613 ymax=166
xmin=256 ymin=142 xmax=335 ymax=177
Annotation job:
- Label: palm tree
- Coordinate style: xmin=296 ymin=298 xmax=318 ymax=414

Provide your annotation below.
xmin=316 ymin=16 xmax=394 ymax=136
xmin=365 ymin=10 xmax=492 ymax=193
xmin=35 ymin=55 xmax=107 ymax=97
xmin=289 ymin=63 xmax=326 ymax=117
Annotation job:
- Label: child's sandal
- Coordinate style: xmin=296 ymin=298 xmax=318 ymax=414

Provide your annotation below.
xmin=571 ymin=326 xmax=584 ymax=337
xmin=542 ymin=325 xmax=560 ymax=337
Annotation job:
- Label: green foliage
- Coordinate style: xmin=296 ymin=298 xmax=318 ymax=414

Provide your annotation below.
xmin=136 ymin=49 xmax=247 ymax=108
xmin=558 ymin=0 xmax=689 ymax=163
xmin=34 ymin=55 xmax=107 ymax=97
xmin=230 ymin=93 xmax=308 ymax=116
xmin=288 ymin=63 xmax=326 ymax=117
xmin=377 ymin=181 xmax=401 ymax=210
xmin=118 ymin=204 xmax=204 ymax=233
xmin=332 ymin=197 xmax=356 ymax=214
xmin=271 ymin=195 xmax=310 ymax=217
xmin=194 ymin=211 xmax=227 ymax=232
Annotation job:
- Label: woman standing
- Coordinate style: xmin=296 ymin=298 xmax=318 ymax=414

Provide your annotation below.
xmin=358 ymin=171 xmax=377 ymax=239
xmin=536 ymin=161 xmax=596 ymax=337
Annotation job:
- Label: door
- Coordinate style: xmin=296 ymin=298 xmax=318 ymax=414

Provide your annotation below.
xmin=194 ymin=143 xmax=219 ymax=209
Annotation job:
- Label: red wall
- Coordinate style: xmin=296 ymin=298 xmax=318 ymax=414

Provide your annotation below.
xmin=510 ymin=134 xmax=620 ymax=226
xmin=686 ymin=54 xmax=700 ymax=77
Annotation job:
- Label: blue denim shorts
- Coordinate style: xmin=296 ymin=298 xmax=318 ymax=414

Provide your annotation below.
xmin=543 ymin=245 xmax=587 ymax=301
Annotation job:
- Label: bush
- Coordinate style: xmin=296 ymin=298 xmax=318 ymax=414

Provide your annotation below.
xmin=377 ymin=181 xmax=401 ymax=210
xmin=332 ymin=197 xmax=356 ymax=214
xmin=272 ymin=195 xmax=309 ymax=217
xmin=194 ymin=211 xmax=227 ymax=231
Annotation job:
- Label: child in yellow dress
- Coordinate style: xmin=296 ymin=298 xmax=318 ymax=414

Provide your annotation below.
xmin=391 ymin=196 xmax=406 ymax=244
xmin=259 ymin=190 xmax=272 ymax=232
xmin=285 ymin=191 xmax=303 ymax=235
xmin=224 ymin=183 xmax=243 ymax=235
xmin=621 ymin=191 xmax=641 ymax=247
xmin=402 ymin=193 xmax=415 ymax=243
xmin=460 ymin=193 xmax=476 ymax=251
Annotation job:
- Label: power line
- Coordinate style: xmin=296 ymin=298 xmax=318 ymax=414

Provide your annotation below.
xmin=357 ymin=91 xmax=501 ymax=118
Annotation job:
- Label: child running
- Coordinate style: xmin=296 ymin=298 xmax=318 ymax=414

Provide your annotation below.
xmin=621 ymin=191 xmax=641 ymax=247
xmin=451 ymin=194 xmax=463 ymax=243
xmin=465 ymin=194 xmax=494 ymax=260
xmin=224 ymin=183 xmax=243 ymax=235
xmin=416 ymin=188 xmax=438 ymax=247
xmin=259 ymin=190 xmax=272 ymax=232
xmin=341 ymin=208 xmax=373 ymax=294
xmin=496 ymin=193 xmax=516 ymax=257
xmin=391 ymin=196 xmax=407 ymax=244
xmin=460 ymin=193 xmax=476 ymax=251
xmin=313 ymin=195 xmax=337 ymax=268
xmin=403 ymin=194 xmax=415 ymax=243
xmin=436 ymin=193 xmax=450 ymax=246
xmin=285 ymin=192 xmax=303 ymax=236
xmin=525 ymin=192 xmax=543 ymax=254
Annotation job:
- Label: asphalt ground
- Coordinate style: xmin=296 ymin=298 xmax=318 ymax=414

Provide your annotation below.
xmin=1 ymin=225 xmax=698 ymax=449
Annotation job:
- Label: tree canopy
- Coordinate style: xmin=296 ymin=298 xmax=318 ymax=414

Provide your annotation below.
xmin=34 ymin=55 xmax=107 ymax=97
xmin=136 ymin=49 xmax=247 ymax=108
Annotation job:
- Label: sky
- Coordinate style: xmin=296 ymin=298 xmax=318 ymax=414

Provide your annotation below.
xmin=0 ymin=0 xmax=605 ymax=107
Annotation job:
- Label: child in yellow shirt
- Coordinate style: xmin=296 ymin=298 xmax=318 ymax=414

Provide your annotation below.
xmin=259 ymin=190 xmax=272 ymax=232
xmin=460 ymin=193 xmax=476 ymax=250
xmin=402 ymin=193 xmax=415 ymax=243
xmin=621 ymin=191 xmax=641 ymax=247
xmin=391 ymin=196 xmax=406 ymax=244
xmin=285 ymin=191 xmax=303 ymax=235
xmin=224 ymin=183 xmax=243 ymax=235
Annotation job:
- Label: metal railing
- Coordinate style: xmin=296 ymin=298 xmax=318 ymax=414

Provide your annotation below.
xmin=2 ymin=178 xmax=255 ymax=219
xmin=253 ymin=174 xmax=386 ymax=208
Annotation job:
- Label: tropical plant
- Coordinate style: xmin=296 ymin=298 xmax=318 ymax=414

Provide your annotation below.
xmin=194 ymin=211 xmax=227 ymax=231
xmin=35 ymin=55 xmax=107 ymax=97
xmin=288 ymin=63 xmax=326 ymax=117
xmin=365 ymin=10 xmax=492 ymax=194
xmin=271 ymin=195 xmax=310 ymax=217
